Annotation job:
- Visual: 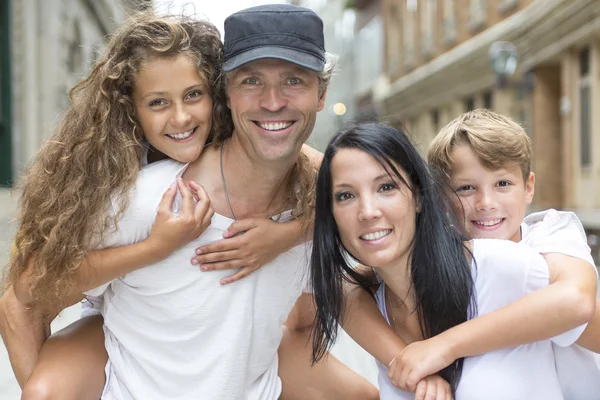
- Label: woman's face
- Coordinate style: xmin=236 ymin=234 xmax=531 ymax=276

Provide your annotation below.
xmin=330 ymin=148 xmax=418 ymax=270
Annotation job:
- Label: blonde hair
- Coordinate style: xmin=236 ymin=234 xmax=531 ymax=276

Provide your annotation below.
xmin=427 ymin=108 xmax=532 ymax=184
xmin=6 ymin=11 xmax=229 ymax=312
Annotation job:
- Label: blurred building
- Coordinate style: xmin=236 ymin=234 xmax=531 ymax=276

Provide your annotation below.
xmin=375 ymin=0 xmax=600 ymax=263
xmin=292 ymin=0 xmax=385 ymax=150
xmin=0 ymin=0 xmax=150 ymax=187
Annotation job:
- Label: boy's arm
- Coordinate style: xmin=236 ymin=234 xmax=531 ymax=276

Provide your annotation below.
xmin=0 ymin=286 xmax=50 ymax=387
xmin=390 ymin=251 xmax=596 ymax=390
xmin=441 ymin=252 xmax=595 ymax=358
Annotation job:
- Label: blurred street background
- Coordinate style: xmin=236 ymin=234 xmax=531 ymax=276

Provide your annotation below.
xmin=2 ymin=0 xmax=600 ymax=398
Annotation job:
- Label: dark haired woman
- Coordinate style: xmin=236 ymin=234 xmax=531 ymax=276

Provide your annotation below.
xmin=310 ymin=123 xmax=591 ymax=399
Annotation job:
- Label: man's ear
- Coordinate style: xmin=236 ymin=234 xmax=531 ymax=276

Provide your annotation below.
xmin=317 ymin=87 xmax=328 ymax=112
xmin=525 ymin=171 xmax=535 ymax=205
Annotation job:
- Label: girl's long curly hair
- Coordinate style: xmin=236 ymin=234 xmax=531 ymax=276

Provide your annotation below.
xmin=6 ymin=10 xmax=231 ymax=313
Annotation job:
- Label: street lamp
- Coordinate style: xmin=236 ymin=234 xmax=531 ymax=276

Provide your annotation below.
xmin=489 ymin=41 xmax=518 ymax=88
xmin=332 ymin=102 xmax=347 ymax=131
xmin=333 ymin=102 xmax=347 ymax=116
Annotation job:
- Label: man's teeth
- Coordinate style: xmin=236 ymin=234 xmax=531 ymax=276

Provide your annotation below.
xmin=258 ymin=122 xmax=293 ymax=131
xmin=167 ymin=129 xmax=193 ymax=140
xmin=360 ymin=230 xmax=392 ymax=241
xmin=474 ymin=219 xmax=502 ymax=227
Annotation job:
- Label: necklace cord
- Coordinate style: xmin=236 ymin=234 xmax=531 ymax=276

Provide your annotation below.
xmin=220 ymin=144 xmax=237 ymax=221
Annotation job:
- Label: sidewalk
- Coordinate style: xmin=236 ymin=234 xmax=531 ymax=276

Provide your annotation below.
xmin=0 ymin=188 xmax=81 ymax=398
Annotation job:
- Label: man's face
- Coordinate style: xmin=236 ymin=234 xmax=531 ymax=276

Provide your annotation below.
xmin=226 ymin=59 xmax=326 ymax=162
xmin=448 ymin=144 xmax=535 ymax=243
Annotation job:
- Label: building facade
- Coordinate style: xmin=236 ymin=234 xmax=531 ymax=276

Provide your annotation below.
xmin=0 ymin=0 xmax=150 ymax=187
xmin=292 ymin=0 xmax=385 ymax=150
xmin=376 ymin=0 xmax=600 ymax=263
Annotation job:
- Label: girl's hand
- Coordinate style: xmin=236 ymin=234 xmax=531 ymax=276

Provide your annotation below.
xmin=387 ymin=336 xmax=455 ymax=392
xmin=192 ymin=217 xmax=300 ymax=285
xmin=413 ymin=375 xmax=453 ymax=400
xmin=148 ymin=178 xmax=213 ymax=259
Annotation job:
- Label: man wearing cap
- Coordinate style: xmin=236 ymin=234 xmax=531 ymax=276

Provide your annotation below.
xmin=1 ymin=4 xmax=379 ymax=400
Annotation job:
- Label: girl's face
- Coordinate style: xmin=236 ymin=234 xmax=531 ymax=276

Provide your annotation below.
xmin=330 ymin=148 xmax=418 ymax=271
xmin=133 ymin=54 xmax=213 ymax=163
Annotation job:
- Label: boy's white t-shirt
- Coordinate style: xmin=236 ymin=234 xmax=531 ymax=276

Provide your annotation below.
xmin=521 ymin=209 xmax=600 ymax=400
xmin=85 ymin=159 xmax=312 ymax=400
xmin=375 ymin=238 xmax=579 ymax=400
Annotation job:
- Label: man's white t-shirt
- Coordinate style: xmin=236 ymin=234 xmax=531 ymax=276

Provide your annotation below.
xmin=521 ymin=209 xmax=600 ymax=400
xmin=85 ymin=159 xmax=312 ymax=400
xmin=375 ymin=238 xmax=583 ymax=400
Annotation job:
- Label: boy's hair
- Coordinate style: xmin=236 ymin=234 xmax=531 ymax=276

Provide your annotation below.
xmin=427 ymin=108 xmax=532 ymax=183
xmin=6 ymin=11 xmax=228 ymax=314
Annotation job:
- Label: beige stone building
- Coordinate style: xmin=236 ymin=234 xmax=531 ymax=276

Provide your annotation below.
xmin=0 ymin=0 xmax=150 ymax=187
xmin=375 ymin=0 xmax=600 ymax=263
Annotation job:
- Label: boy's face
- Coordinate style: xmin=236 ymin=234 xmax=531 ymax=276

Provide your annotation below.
xmin=448 ymin=144 xmax=535 ymax=243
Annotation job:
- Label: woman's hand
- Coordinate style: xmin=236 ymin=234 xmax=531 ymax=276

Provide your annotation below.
xmin=413 ymin=375 xmax=453 ymax=400
xmin=147 ymin=178 xmax=213 ymax=259
xmin=387 ymin=336 xmax=456 ymax=392
xmin=192 ymin=217 xmax=302 ymax=285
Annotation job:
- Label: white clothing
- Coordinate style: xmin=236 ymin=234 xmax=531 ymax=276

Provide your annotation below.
xmin=85 ymin=159 xmax=311 ymax=400
xmin=375 ymin=239 xmax=574 ymax=400
xmin=522 ymin=209 xmax=600 ymax=400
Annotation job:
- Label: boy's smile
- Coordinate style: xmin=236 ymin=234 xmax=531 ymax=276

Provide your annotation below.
xmin=449 ymin=144 xmax=535 ymax=243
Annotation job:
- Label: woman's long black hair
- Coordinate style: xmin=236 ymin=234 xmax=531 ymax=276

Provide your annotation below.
xmin=310 ymin=123 xmax=476 ymax=392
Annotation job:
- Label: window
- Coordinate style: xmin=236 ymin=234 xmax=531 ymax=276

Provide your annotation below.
xmin=403 ymin=0 xmax=417 ymax=68
xmin=443 ymin=0 xmax=457 ymax=46
xmin=483 ymin=90 xmax=493 ymax=109
xmin=580 ymin=47 xmax=590 ymax=76
xmin=579 ymin=46 xmax=591 ymax=167
xmin=469 ymin=0 xmax=487 ymax=32
xmin=388 ymin=3 xmax=401 ymax=76
xmin=498 ymin=0 xmax=519 ymax=14
xmin=465 ymin=96 xmax=476 ymax=112
xmin=421 ymin=0 xmax=436 ymax=58
xmin=431 ymin=109 xmax=440 ymax=133
xmin=67 ymin=21 xmax=83 ymax=74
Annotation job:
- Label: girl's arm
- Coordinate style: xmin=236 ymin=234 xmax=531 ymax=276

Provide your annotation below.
xmin=388 ymin=250 xmax=597 ymax=391
xmin=192 ymin=217 xmax=310 ymax=285
xmin=16 ymin=179 xmax=213 ymax=305
xmin=191 ymin=145 xmax=324 ymax=285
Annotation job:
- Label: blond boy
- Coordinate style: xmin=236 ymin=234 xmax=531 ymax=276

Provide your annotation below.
xmin=428 ymin=108 xmax=600 ymax=400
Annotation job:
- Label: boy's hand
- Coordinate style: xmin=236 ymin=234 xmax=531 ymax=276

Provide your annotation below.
xmin=388 ymin=336 xmax=456 ymax=392
xmin=414 ymin=375 xmax=453 ymax=400
xmin=148 ymin=178 xmax=213 ymax=259
xmin=192 ymin=217 xmax=293 ymax=285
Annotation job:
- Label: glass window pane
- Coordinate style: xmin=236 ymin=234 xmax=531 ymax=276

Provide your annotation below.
xmin=580 ymin=85 xmax=591 ymax=166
